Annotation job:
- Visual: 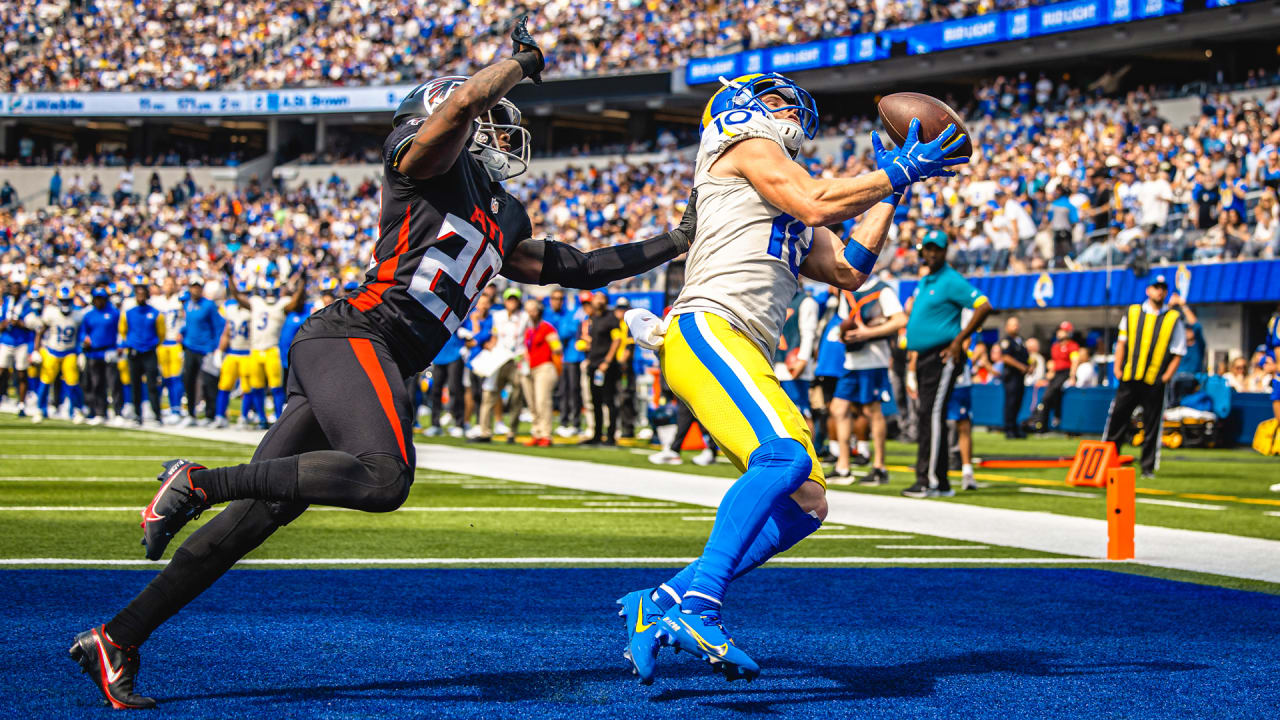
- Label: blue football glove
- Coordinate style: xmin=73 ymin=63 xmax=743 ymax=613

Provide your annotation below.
xmin=870 ymin=132 xmax=903 ymax=206
xmin=882 ymin=118 xmax=970 ymax=192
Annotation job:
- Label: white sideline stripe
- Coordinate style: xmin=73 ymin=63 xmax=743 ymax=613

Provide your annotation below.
xmin=26 ymin=416 xmax=1280 ymax=584
xmin=0 ymin=506 xmax=719 ymax=515
xmin=413 ymin=446 xmax=1280 ymax=584
xmin=1137 ymin=498 xmax=1226 ymax=511
xmin=1 ymin=454 xmax=247 ymax=461
xmin=1018 ymin=487 xmax=1100 ymax=499
xmin=876 ymin=545 xmax=991 ymax=550
xmin=0 ymin=557 xmax=1103 ymax=567
xmin=681 ymin=516 xmax=716 ymax=521
xmin=807 ymin=534 xmax=915 ymax=540
xmin=1266 ymin=511 xmax=1280 ymax=518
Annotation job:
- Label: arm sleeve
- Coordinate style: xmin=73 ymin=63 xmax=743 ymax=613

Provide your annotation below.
xmin=536 ymin=233 xmax=688 ymax=289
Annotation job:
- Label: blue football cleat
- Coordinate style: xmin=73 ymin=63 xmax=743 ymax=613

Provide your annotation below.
xmin=616 ymin=589 xmax=664 ymax=685
xmin=655 ymin=606 xmax=760 ymax=682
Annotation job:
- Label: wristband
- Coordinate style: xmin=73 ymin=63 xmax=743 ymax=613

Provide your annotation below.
xmin=842 ymin=239 xmax=878 ymax=275
xmin=881 ymin=189 xmax=902 ymax=207
xmin=512 ymin=51 xmax=543 ymax=81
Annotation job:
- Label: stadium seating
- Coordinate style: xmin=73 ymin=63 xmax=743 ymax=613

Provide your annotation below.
xmin=2 ymin=0 xmax=1055 ymax=91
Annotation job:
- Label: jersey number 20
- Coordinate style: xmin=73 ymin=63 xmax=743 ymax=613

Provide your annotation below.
xmin=407 ymin=213 xmax=503 ymax=332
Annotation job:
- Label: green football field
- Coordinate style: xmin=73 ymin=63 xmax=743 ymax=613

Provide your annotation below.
xmin=0 ymin=415 xmax=1277 ymax=595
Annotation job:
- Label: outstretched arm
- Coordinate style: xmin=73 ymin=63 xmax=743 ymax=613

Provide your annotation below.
xmin=799 ymin=201 xmax=896 ymax=290
xmin=500 ymin=189 xmax=698 ymax=288
xmin=397 ymin=16 xmax=544 ymax=180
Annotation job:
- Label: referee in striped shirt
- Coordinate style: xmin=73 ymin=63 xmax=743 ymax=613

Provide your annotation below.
xmin=903 ymin=230 xmax=992 ymax=498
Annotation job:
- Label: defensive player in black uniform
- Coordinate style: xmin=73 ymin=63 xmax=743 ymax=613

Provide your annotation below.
xmin=69 ymin=17 xmax=699 ymax=709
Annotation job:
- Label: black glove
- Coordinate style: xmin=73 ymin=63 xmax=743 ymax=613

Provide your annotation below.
xmin=510 ymin=14 xmax=544 ymax=84
xmin=669 ymin=187 xmax=698 ymax=253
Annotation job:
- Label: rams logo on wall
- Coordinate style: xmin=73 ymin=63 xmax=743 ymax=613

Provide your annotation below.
xmin=1033 ymin=273 xmax=1054 ymax=308
xmin=1175 ymin=263 xmax=1191 ymax=300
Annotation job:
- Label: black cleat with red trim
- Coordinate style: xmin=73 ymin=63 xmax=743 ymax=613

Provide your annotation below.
xmin=140 ymin=459 xmax=209 ymax=561
xmin=69 ymin=625 xmax=157 ymax=709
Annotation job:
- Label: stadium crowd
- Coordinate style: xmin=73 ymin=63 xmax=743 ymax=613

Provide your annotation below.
xmin=4 ymin=0 xmax=1055 ymax=91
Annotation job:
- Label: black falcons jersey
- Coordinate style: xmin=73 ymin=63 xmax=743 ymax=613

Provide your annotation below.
xmin=298 ymin=117 xmax=533 ymax=374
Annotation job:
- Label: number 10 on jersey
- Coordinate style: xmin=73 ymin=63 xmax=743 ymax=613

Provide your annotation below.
xmin=767 ymin=213 xmax=809 ymax=278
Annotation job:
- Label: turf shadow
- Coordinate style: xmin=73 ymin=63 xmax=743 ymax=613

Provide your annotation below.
xmin=645 ymin=650 xmax=1210 ymax=713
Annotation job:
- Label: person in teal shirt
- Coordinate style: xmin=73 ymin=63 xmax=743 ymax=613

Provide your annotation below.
xmin=903 ymin=229 xmax=992 ymax=498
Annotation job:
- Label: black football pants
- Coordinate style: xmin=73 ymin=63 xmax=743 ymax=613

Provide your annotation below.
xmin=1103 ymin=380 xmax=1167 ymax=475
xmin=106 ymin=336 xmax=416 ymax=647
xmin=128 ymin=349 xmax=162 ymax=421
xmin=914 ymin=344 xmax=959 ymax=491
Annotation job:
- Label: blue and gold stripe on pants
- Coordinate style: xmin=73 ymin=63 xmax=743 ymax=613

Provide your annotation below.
xmin=660 ymin=312 xmax=825 ymax=487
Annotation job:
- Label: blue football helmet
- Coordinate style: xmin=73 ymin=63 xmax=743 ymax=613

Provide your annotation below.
xmin=701 ymin=73 xmax=818 ymax=157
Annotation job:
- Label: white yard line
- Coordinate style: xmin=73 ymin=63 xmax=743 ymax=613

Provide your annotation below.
xmin=1018 ymin=487 xmax=1100 ymax=499
xmin=581 ymin=501 xmax=675 ymax=507
xmin=0 ymin=454 xmax=247 ymax=461
xmin=0 ymin=477 xmax=150 ymax=482
xmin=0 ymin=556 xmax=1102 ymax=567
xmin=876 ymin=544 xmax=991 ymax=550
xmin=21 ymin=419 xmax=1280 ymax=584
xmin=807 ymin=534 xmax=915 ymax=540
xmin=0 ymin=505 xmax=718 ymax=514
xmin=1136 ymin=498 xmax=1226 ymax=511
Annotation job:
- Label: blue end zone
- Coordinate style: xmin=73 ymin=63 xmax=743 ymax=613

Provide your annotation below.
xmin=12 ymin=568 xmax=1280 ymax=718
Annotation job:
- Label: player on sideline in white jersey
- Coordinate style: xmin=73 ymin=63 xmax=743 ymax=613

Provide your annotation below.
xmin=226 ymin=271 xmax=306 ymax=425
xmin=31 ymin=285 xmax=87 ymax=423
xmin=152 ymin=278 xmax=186 ymax=424
xmin=616 ymin=72 xmax=968 ymax=683
xmin=213 ymin=282 xmax=254 ymax=429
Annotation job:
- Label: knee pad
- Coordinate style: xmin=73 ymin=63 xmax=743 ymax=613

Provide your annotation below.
xmin=356 ymin=453 xmax=414 ymax=512
xmin=747 ymin=437 xmax=813 ymax=494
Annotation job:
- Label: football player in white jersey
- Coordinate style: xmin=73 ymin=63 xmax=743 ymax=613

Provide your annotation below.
xmin=152 ymin=277 xmax=186 ymax=424
xmin=32 ymin=285 xmax=87 ymax=423
xmin=213 ymin=281 xmax=255 ymax=429
xmin=226 ymin=272 xmax=306 ymax=425
xmin=617 ymin=73 xmax=967 ymax=682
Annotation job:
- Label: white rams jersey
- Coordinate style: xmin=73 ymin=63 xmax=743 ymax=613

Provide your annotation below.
xmin=669 ymin=107 xmax=814 ymax=357
xmin=249 ymin=296 xmax=290 ymax=351
xmin=38 ymin=305 xmax=85 ymax=356
xmin=154 ymin=294 xmax=184 ymax=343
xmin=223 ymin=302 xmax=252 ymax=353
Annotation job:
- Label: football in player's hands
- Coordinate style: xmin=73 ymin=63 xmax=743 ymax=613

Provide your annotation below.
xmin=877 ymin=92 xmax=974 ymax=160
xmin=510 ymin=14 xmax=544 ymax=84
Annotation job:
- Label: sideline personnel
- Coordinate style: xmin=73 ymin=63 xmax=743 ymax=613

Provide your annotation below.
xmin=1103 ymin=275 xmax=1185 ymax=479
xmin=902 ymin=229 xmax=991 ymax=498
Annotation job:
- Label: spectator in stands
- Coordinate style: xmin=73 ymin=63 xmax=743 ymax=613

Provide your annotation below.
xmin=1224 ymin=356 xmax=1250 ymax=393
xmin=48 ymin=170 xmax=60 ymax=206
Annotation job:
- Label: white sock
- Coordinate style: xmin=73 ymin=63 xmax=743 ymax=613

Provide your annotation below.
xmin=856 ymin=441 xmax=870 ymax=456
xmin=962 ymin=463 xmax=973 ymax=475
